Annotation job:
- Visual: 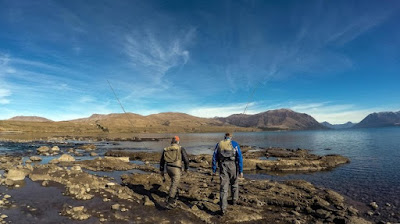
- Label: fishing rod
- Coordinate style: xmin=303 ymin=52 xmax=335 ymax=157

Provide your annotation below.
xmin=107 ymin=80 xmax=147 ymax=149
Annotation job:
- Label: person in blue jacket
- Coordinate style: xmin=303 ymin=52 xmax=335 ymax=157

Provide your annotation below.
xmin=212 ymin=132 xmax=243 ymax=215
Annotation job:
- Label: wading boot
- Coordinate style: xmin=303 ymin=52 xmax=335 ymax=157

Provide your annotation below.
xmin=165 ymin=197 xmax=177 ymax=209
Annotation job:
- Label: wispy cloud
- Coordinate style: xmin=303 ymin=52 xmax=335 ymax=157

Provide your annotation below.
xmin=216 ymin=1 xmax=398 ymax=92
xmin=186 ymin=102 xmax=265 ymax=118
xmin=0 ymin=88 xmax=11 ymax=104
xmin=124 ymin=28 xmax=195 ymax=84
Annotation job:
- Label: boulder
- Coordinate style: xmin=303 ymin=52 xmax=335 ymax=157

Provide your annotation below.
xmin=51 ymin=146 xmax=60 ymax=152
xmin=29 ymin=156 xmax=42 ymax=162
xmin=143 ymin=196 xmax=155 ymax=206
xmin=104 ymin=156 xmax=130 ymax=163
xmin=79 ymin=144 xmax=96 ymax=151
xmin=369 ymin=202 xmax=378 ymax=210
xmin=58 ymin=154 xmax=76 ymax=162
xmin=6 ymin=168 xmax=29 ymax=181
xmin=37 ymin=146 xmax=50 ymax=154
xmin=90 ymin=152 xmax=98 ymax=157
xmin=70 ymin=165 xmax=82 ymax=172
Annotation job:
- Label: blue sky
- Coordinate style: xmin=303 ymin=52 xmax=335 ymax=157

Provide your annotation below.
xmin=0 ymin=0 xmax=399 ymax=123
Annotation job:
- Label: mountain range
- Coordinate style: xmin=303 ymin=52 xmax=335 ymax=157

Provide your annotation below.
xmin=321 ymin=121 xmax=356 ymax=129
xmin=354 ymin=111 xmax=400 ymax=128
xmin=2 ymin=109 xmax=400 ymax=134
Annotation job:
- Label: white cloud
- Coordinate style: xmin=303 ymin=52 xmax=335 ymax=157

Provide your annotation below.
xmin=289 ymin=102 xmax=382 ymax=124
xmin=186 ymin=102 xmax=265 ymax=118
xmin=78 ymin=95 xmax=95 ymax=103
xmin=124 ymin=28 xmax=195 ymax=84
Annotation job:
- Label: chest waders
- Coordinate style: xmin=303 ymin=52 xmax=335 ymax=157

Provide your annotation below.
xmin=163 ymin=144 xmax=182 ymax=206
xmin=217 ymin=140 xmax=239 ymax=212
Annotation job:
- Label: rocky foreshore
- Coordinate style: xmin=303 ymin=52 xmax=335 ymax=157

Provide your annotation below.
xmin=105 ymin=146 xmax=350 ymax=172
xmin=0 ymin=142 xmax=391 ymax=223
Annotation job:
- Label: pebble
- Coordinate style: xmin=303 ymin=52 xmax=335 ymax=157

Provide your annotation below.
xmin=370 ymin=201 xmax=379 ymax=210
xmin=111 ymin=204 xmax=120 ymax=210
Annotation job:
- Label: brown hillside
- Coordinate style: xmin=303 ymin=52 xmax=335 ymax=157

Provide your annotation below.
xmin=218 ymin=109 xmax=326 ymax=130
xmin=8 ymin=116 xmax=53 ymax=122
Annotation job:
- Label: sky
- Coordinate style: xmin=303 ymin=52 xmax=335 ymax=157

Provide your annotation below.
xmin=0 ymin=0 xmax=399 ymax=124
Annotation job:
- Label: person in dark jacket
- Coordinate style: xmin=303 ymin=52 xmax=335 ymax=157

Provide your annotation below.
xmin=160 ymin=136 xmax=189 ymax=208
xmin=212 ymin=132 xmax=243 ymax=215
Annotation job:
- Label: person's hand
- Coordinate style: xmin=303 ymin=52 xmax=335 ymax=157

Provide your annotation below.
xmin=239 ymin=173 xmax=244 ymax=179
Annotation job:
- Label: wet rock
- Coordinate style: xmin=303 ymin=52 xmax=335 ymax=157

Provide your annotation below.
xmin=25 ymin=159 xmax=32 ymax=163
xmin=29 ymin=156 xmax=42 ymax=162
xmin=90 ymin=152 xmax=98 ymax=157
xmin=37 ymin=146 xmax=50 ymax=154
xmin=5 ymin=179 xmax=14 ymax=186
xmin=79 ymin=144 xmax=96 ymax=151
xmin=65 ymin=184 xmax=94 ymax=200
xmin=104 ymin=156 xmax=130 ymax=163
xmin=76 ymin=157 xmax=137 ymax=171
xmin=42 ymin=180 xmax=49 ymax=187
xmin=315 ymin=209 xmax=331 ymax=219
xmin=58 ymin=154 xmax=76 ymax=162
xmin=6 ymin=168 xmax=30 ymax=181
xmin=70 ymin=165 xmax=82 ymax=172
xmin=348 ymin=206 xmax=359 ymax=216
xmin=370 ymin=202 xmax=379 ymax=210
xmin=61 ymin=205 xmax=91 ymax=220
xmin=143 ymin=196 xmax=154 ymax=206
xmin=111 ymin=204 xmax=120 ymax=210
xmin=51 ymin=146 xmax=60 ymax=152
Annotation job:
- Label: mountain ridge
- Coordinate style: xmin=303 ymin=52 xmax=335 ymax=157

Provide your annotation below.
xmin=217 ymin=109 xmax=327 ymax=130
xmin=321 ymin=121 xmax=355 ymax=129
xmin=354 ymin=111 xmax=400 ymax=128
xmin=8 ymin=116 xmax=53 ymax=122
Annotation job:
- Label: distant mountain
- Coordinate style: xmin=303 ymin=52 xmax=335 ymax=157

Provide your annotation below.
xmin=321 ymin=121 xmax=356 ymax=129
xmin=69 ymin=112 xmax=226 ymax=129
xmin=8 ymin=116 xmax=53 ymax=122
xmin=354 ymin=111 xmax=400 ymax=128
xmin=217 ymin=109 xmax=327 ymax=130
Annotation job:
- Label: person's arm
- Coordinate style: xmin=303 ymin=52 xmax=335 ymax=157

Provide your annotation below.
xmin=181 ymin=147 xmax=190 ymax=171
xmin=233 ymin=141 xmax=243 ymax=175
xmin=212 ymin=143 xmax=219 ymax=174
xmin=160 ymin=150 xmax=165 ymax=172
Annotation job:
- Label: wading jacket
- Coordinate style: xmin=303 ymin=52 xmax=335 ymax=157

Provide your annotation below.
xmin=212 ymin=139 xmax=243 ymax=174
xmin=160 ymin=143 xmax=190 ymax=172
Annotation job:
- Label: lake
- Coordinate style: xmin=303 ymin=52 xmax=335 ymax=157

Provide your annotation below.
xmin=1 ymin=127 xmax=400 ymax=221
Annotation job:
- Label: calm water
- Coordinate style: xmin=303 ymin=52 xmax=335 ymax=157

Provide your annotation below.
xmin=1 ymin=127 xmax=400 ymax=219
xmin=119 ymin=127 xmax=400 ymax=214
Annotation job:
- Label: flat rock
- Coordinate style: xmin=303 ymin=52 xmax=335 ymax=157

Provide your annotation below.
xmin=6 ymin=168 xmax=29 ymax=181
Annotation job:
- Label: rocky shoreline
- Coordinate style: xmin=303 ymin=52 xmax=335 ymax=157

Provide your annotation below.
xmin=0 ymin=141 xmax=391 ymax=223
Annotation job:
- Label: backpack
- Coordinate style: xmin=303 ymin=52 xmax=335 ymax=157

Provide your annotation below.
xmin=163 ymin=145 xmax=180 ymax=163
xmin=218 ymin=140 xmax=235 ymax=160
